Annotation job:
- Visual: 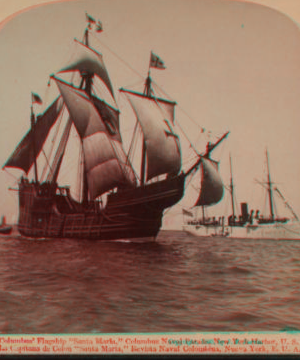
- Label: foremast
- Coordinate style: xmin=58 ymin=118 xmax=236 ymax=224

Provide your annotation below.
xmin=229 ymin=153 xmax=235 ymax=219
xmin=266 ymin=149 xmax=274 ymax=222
xmin=30 ymin=98 xmax=39 ymax=183
xmin=184 ymin=131 xmax=229 ymax=178
xmin=120 ymin=51 xmax=181 ymax=187
xmin=120 ymin=49 xmax=229 ymax=208
xmin=184 ymin=131 xmax=229 ymax=219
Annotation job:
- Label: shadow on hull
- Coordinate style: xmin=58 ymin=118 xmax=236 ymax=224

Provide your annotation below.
xmin=17 ymin=175 xmax=185 ymax=242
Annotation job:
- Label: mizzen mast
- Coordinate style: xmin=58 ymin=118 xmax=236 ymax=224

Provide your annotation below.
xmin=30 ymin=102 xmax=38 ymax=183
xmin=274 ymin=187 xmax=299 ymax=221
xmin=266 ymin=148 xmax=274 ymax=222
xmin=229 ymin=153 xmax=235 ymax=218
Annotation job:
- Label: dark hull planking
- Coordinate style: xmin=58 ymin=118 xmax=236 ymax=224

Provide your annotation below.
xmin=17 ymin=175 xmax=185 ymax=241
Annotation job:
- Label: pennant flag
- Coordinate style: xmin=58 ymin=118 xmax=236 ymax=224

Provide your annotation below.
xmin=149 ymin=51 xmax=166 ymax=69
xmin=31 ymin=92 xmax=42 ymax=104
xmin=86 ymin=12 xmax=96 ymax=24
xmin=96 ymin=20 xmax=103 ymax=32
xmin=182 ymin=208 xmax=193 ymax=217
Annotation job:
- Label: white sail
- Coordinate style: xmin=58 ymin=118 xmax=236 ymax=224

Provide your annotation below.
xmin=54 ymin=78 xmax=136 ymax=199
xmin=46 ymin=118 xmax=73 ymax=183
xmin=121 ymin=90 xmax=181 ymax=181
xmin=195 ymin=157 xmax=224 ymax=206
xmin=154 ymin=97 xmax=176 ymax=124
xmin=58 ymin=39 xmax=115 ymax=99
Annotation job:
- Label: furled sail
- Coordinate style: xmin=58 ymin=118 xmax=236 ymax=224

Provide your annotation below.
xmin=3 ymin=97 xmax=63 ymax=173
xmin=58 ymin=39 xmax=115 ymax=98
xmin=195 ymin=157 xmax=224 ymax=206
xmin=120 ymin=89 xmax=181 ymax=181
xmin=54 ymin=78 xmax=136 ymax=199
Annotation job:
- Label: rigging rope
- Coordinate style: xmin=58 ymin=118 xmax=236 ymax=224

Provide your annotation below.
xmin=175 ymin=120 xmax=200 ymax=157
xmin=41 ymin=149 xmax=52 ymax=176
xmin=151 ymin=80 xmax=206 ymax=132
xmin=91 ymin=32 xmax=212 ymax=145
xmin=91 ymin=34 xmax=144 ymax=81
xmin=77 ymin=142 xmax=84 ymax=203
xmin=3 ymin=169 xmax=19 ymax=182
xmin=40 ymin=105 xmax=67 ymax=181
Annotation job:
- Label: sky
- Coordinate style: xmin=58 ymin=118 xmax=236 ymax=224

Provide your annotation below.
xmin=0 ymin=0 xmax=300 ymax=229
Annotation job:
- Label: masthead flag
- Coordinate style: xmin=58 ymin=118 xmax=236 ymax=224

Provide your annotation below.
xmin=86 ymin=12 xmax=96 ymax=24
xmin=96 ymin=20 xmax=103 ymax=32
xmin=31 ymin=92 xmax=42 ymax=104
xmin=149 ymin=51 xmax=166 ymax=69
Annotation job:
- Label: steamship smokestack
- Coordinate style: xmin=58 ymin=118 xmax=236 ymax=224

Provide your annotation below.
xmin=241 ymin=202 xmax=249 ymax=222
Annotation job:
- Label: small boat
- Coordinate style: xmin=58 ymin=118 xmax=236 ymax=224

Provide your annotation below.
xmin=0 ymin=216 xmax=12 ymax=235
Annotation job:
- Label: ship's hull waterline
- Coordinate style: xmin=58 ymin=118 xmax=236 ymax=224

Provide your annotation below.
xmin=17 ymin=175 xmax=185 ymax=242
xmin=184 ymin=222 xmax=300 ymax=240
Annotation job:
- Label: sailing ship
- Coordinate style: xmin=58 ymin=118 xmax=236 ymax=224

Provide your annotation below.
xmin=184 ymin=150 xmax=300 ymax=240
xmin=2 ymin=14 xmax=228 ymax=242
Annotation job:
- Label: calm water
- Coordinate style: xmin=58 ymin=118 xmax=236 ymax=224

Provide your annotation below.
xmin=0 ymin=229 xmax=300 ymax=333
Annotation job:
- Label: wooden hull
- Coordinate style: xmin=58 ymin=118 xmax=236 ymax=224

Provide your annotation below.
xmin=17 ymin=175 xmax=185 ymax=241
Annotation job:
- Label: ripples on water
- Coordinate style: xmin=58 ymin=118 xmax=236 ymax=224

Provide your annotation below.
xmin=0 ymin=229 xmax=300 ymax=333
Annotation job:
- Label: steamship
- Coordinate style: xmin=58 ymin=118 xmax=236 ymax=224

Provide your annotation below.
xmin=183 ymin=151 xmax=300 ymax=240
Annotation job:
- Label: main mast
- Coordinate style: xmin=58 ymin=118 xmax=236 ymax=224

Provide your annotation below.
xmin=140 ymin=72 xmax=152 ymax=185
xmin=229 ymin=154 xmax=235 ymax=218
xmin=120 ymin=51 xmax=181 ymax=187
xmin=266 ymin=149 xmax=274 ymax=222
xmin=80 ymin=18 xmax=96 ymax=203
xmin=30 ymin=105 xmax=38 ymax=183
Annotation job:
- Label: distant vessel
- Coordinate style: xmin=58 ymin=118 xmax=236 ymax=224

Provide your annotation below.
xmin=0 ymin=216 xmax=12 ymax=235
xmin=184 ymin=150 xmax=300 ymax=240
xmin=2 ymin=14 xmax=228 ymax=242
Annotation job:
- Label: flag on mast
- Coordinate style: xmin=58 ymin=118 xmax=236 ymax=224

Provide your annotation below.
xmin=96 ymin=20 xmax=103 ymax=32
xmin=86 ymin=12 xmax=96 ymax=24
xmin=31 ymin=92 xmax=42 ymax=104
xmin=149 ymin=51 xmax=166 ymax=69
